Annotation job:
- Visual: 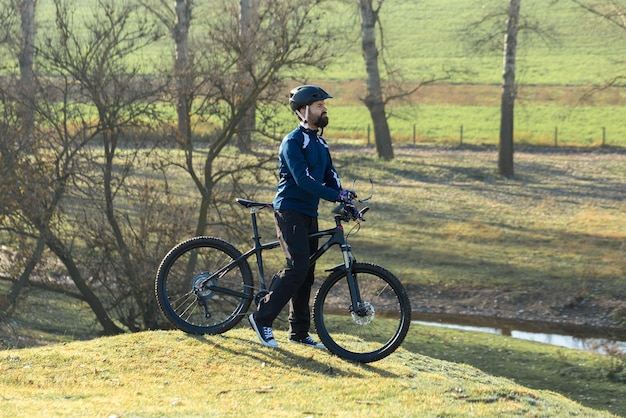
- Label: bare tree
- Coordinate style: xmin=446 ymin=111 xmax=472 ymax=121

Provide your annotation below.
xmin=26 ymin=0 xmax=169 ymax=332
xmin=0 ymin=84 xmax=124 ymax=334
xmin=355 ymin=0 xmax=446 ymax=160
xmin=138 ymin=0 xmax=192 ymax=150
xmin=2 ymin=0 xmax=340 ymax=337
xmin=463 ymin=1 xmax=556 ymax=177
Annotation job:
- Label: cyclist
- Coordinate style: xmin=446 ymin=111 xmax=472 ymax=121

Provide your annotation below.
xmin=248 ymin=85 xmax=356 ymax=348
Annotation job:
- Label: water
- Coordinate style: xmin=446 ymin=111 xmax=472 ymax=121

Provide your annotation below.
xmin=412 ymin=314 xmax=626 ymax=355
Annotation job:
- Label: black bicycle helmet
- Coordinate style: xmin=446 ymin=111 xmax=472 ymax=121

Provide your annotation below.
xmin=289 ymin=85 xmax=332 ymax=112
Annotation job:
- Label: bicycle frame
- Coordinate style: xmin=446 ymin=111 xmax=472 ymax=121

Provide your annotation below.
xmin=198 ymin=203 xmax=361 ymax=308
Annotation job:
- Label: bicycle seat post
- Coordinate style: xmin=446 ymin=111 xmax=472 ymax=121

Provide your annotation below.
xmin=249 ymin=208 xmax=263 ymax=249
xmin=249 ymin=207 xmax=269 ymax=290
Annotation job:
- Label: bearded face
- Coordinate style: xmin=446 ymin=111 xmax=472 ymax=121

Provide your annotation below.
xmin=316 ymin=112 xmax=329 ymax=128
xmin=297 ymin=100 xmax=328 ymax=129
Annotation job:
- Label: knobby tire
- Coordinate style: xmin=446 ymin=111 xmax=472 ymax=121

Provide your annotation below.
xmin=155 ymin=236 xmax=254 ymax=335
xmin=313 ymin=263 xmax=411 ymax=363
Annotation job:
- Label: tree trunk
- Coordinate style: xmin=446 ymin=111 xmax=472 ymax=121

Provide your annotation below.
xmin=45 ymin=230 xmax=124 ymax=335
xmin=359 ymin=0 xmax=394 ymax=161
xmin=235 ymin=0 xmax=258 ymax=153
xmin=499 ymin=0 xmax=520 ymax=178
xmin=18 ymin=0 xmax=36 ymax=140
xmin=0 ymin=234 xmax=45 ymax=320
xmin=174 ymin=0 xmax=192 ymax=148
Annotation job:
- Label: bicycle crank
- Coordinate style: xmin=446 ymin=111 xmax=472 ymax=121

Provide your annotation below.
xmin=254 ymin=290 xmax=271 ymax=307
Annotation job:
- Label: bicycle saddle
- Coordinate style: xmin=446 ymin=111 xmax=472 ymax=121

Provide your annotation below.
xmin=236 ymin=198 xmax=273 ymax=209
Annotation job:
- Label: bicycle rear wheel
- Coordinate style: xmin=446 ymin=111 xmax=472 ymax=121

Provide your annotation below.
xmin=313 ymin=262 xmax=411 ymax=363
xmin=155 ymin=236 xmax=254 ymax=335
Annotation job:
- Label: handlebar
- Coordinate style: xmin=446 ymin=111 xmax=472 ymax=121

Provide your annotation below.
xmin=332 ymin=178 xmax=374 ymax=222
xmin=332 ymin=201 xmax=369 ymax=222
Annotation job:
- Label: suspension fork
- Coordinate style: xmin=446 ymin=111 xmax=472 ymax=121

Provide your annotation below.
xmin=340 ymin=242 xmax=366 ymax=315
xmin=316 ymin=220 xmax=365 ymax=315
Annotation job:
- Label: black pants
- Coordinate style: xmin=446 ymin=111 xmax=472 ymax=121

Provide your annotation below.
xmin=254 ymin=209 xmax=318 ymax=339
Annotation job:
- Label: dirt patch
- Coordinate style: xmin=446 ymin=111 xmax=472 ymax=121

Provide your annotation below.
xmin=410 ymin=283 xmax=626 ymax=339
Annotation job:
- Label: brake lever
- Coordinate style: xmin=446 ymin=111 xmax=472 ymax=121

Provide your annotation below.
xmin=357 ymin=206 xmax=369 ymax=222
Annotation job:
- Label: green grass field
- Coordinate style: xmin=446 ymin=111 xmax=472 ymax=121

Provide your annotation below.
xmin=29 ymin=0 xmax=626 ymax=146
xmin=309 ymin=0 xmax=626 ymax=145
xmin=314 ymin=0 xmax=626 ymax=86
xmin=323 ymin=101 xmax=626 ymax=146
xmin=32 ymin=0 xmax=626 ymax=87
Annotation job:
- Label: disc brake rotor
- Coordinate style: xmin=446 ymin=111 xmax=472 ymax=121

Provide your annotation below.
xmin=351 ymin=301 xmax=375 ymax=325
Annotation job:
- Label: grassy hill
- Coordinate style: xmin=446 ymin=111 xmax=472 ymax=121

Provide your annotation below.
xmin=0 ymin=329 xmax=618 ymax=417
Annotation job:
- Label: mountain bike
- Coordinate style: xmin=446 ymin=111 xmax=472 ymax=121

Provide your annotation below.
xmin=155 ymin=196 xmax=411 ymax=363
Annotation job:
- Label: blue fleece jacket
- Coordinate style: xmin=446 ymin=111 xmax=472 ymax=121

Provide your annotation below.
xmin=272 ymin=125 xmax=342 ymax=217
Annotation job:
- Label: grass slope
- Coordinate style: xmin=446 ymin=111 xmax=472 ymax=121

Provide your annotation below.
xmin=0 ymin=329 xmax=617 ymax=417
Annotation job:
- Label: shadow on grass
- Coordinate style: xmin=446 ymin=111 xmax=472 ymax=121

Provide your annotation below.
xmin=190 ymin=332 xmax=402 ymax=379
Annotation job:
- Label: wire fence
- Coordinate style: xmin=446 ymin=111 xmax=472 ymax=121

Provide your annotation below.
xmin=347 ymin=124 xmax=626 ymax=149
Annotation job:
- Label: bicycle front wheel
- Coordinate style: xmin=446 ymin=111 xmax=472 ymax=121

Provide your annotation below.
xmin=313 ymin=263 xmax=411 ymax=363
xmin=155 ymin=236 xmax=254 ymax=335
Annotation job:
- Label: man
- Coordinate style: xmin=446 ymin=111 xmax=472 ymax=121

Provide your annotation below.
xmin=248 ymin=85 xmax=356 ymax=348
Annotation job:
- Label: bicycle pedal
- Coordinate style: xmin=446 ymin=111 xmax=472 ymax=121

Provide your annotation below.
xmin=254 ymin=290 xmax=270 ymax=306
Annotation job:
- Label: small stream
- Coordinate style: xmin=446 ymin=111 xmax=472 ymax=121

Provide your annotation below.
xmin=412 ymin=313 xmax=626 ymax=355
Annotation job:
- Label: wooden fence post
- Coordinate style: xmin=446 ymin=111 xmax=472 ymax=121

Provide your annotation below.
xmin=554 ymin=127 xmax=558 ymax=147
